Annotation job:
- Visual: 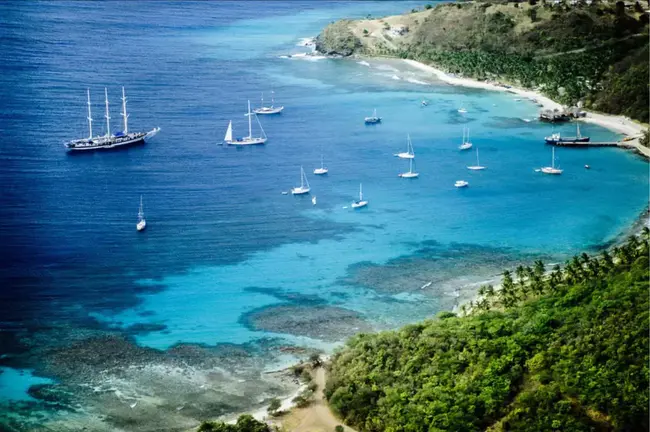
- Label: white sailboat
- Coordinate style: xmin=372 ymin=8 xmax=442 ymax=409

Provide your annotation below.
xmin=224 ymin=100 xmax=267 ymax=145
xmin=312 ymin=196 xmax=317 ymax=205
xmin=364 ymin=108 xmax=381 ymax=124
xmin=399 ymin=158 xmax=419 ymax=178
xmin=291 ymin=166 xmax=311 ymax=195
xmin=541 ymin=147 xmax=563 ymax=174
xmin=136 ymin=195 xmax=146 ymax=232
xmin=459 ymin=127 xmax=472 ymax=150
xmin=394 ymin=134 xmax=415 ymax=159
xmin=467 ymin=148 xmax=486 ymax=170
xmin=253 ymin=91 xmax=284 ymax=115
xmin=351 ymin=183 xmax=368 ymax=209
xmin=313 ymin=154 xmax=328 ymax=175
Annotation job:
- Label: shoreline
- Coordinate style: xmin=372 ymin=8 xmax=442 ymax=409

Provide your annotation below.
xmin=402 ymin=59 xmax=649 ymax=157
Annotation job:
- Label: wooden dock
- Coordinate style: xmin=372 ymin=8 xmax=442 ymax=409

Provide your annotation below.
xmin=551 ymin=141 xmax=623 ymax=147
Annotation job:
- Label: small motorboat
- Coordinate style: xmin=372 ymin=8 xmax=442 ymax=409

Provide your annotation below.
xmin=458 ymin=107 xmax=467 ymax=113
xmin=455 ymin=180 xmax=469 ymax=188
xmin=584 ymin=164 xmax=590 ymax=169
xmin=421 ymin=100 xmax=428 ymax=107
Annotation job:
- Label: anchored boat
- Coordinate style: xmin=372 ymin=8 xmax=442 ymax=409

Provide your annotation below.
xmin=545 ymin=124 xmax=590 ymax=144
xmin=65 ymin=87 xmax=159 ymax=152
xmin=224 ymin=100 xmax=267 ymax=145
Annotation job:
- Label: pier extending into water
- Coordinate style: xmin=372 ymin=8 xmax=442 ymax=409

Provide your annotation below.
xmin=549 ymin=139 xmax=650 ymax=158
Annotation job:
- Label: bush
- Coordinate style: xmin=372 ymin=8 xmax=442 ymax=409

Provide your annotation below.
xmin=198 ymin=415 xmax=271 ymax=432
xmin=362 ymin=29 xmax=368 ymax=36
xmin=425 ymin=4 xmax=433 ymax=9
xmin=308 ymin=382 xmax=318 ymax=393
xmin=335 ymin=426 xmax=345 ymax=432
xmin=300 ymin=369 xmax=312 ymax=383
xmin=267 ymin=398 xmax=281 ymax=415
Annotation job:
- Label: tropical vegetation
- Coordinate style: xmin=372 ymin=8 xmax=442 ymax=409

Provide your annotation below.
xmin=317 ymin=1 xmax=650 ymax=122
xmin=198 ymin=415 xmax=274 ymax=432
xmin=324 ymin=230 xmax=650 ymax=431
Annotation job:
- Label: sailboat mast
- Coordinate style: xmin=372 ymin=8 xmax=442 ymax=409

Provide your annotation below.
xmin=360 ymin=183 xmax=363 ymax=201
xmin=121 ymin=86 xmax=129 ymax=134
xmin=138 ymin=195 xmax=144 ymax=219
xmin=104 ymin=88 xmax=111 ymax=137
xmin=271 ymin=90 xmax=274 ymax=108
xmin=247 ymin=100 xmax=252 ymax=138
xmin=476 ymin=148 xmax=480 ymax=166
xmin=86 ymin=88 xmax=93 ymax=139
xmin=552 ymin=147 xmax=555 ymax=168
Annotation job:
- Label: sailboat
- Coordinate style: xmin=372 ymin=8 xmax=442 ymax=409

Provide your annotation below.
xmin=291 ymin=166 xmax=311 ymax=195
xmin=398 ymin=158 xmax=419 ymax=178
xmin=541 ymin=147 xmax=563 ymax=174
xmin=351 ymin=183 xmax=368 ymax=209
xmin=253 ymin=91 xmax=284 ymax=115
xmin=394 ymin=134 xmax=415 ymax=159
xmin=364 ymin=108 xmax=381 ymax=124
xmin=224 ymin=100 xmax=267 ymax=145
xmin=466 ymin=148 xmax=486 ymax=170
xmin=459 ymin=127 xmax=472 ymax=150
xmin=136 ymin=195 xmax=146 ymax=232
xmin=313 ymin=154 xmax=328 ymax=175
xmin=65 ymin=87 xmax=160 ymax=151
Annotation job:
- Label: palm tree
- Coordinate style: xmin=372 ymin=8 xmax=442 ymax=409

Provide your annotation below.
xmin=600 ymin=250 xmax=613 ymax=273
xmin=641 ymin=226 xmax=649 ymax=242
xmin=486 ymin=284 xmax=496 ymax=298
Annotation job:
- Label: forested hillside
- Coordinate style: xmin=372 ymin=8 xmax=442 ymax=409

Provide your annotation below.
xmin=316 ymin=2 xmax=650 ymax=122
xmin=325 ymin=231 xmax=650 ymax=431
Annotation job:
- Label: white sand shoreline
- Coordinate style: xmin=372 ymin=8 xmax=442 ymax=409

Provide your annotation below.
xmin=403 ymin=59 xmax=648 ymax=151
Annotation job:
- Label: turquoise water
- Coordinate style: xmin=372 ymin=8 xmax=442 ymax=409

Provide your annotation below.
xmin=0 ymin=367 xmax=53 ymax=402
xmin=0 ymin=0 xmax=647 ymax=427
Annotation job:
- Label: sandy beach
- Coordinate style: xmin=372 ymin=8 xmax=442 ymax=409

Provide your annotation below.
xmin=403 ymin=59 xmax=648 ymax=142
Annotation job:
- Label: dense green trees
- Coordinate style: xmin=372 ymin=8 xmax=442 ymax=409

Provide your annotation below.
xmin=198 ymin=415 xmax=272 ymax=432
xmin=325 ymin=234 xmax=649 ymax=431
xmin=318 ymin=2 xmax=649 ymax=122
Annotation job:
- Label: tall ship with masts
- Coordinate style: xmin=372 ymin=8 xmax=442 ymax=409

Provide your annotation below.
xmin=65 ymin=87 xmax=160 ymax=152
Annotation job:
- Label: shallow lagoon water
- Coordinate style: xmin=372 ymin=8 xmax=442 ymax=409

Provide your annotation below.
xmin=0 ymin=0 xmax=647 ymax=429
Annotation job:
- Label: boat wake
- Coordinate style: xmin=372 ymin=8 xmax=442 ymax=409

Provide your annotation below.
xmin=357 ymin=60 xmax=371 ymax=67
xmin=405 ymin=77 xmax=429 ymax=86
xmin=296 ymin=37 xmax=315 ymax=47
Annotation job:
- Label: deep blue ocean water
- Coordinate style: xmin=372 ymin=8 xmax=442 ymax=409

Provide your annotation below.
xmin=0 ymin=0 xmax=648 ymax=425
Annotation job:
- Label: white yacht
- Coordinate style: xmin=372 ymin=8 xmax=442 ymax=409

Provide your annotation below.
xmin=541 ymin=147 xmax=563 ymax=174
xmin=253 ymin=91 xmax=284 ymax=115
xmin=291 ymin=166 xmax=311 ymax=195
xmin=467 ymin=148 xmax=486 ymax=171
xmin=224 ymin=100 xmax=267 ymax=145
xmin=351 ymin=183 xmax=368 ymax=209
xmin=399 ymin=158 xmax=419 ymax=178
xmin=364 ymin=108 xmax=381 ymax=124
xmin=136 ymin=195 xmax=146 ymax=232
xmin=459 ymin=127 xmax=472 ymax=151
xmin=458 ymin=107 xmax=467 ymax=113
xmin=313 ymin=154 xmax=328 ymax=175
xmin=454 ymin=180 xmax=469 ymax=188
xmin=394 ymin=134 xmax=415 ymax=159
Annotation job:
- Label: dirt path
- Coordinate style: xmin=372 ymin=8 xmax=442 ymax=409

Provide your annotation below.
xmin=281 ymin=367 xmax=356 ymax=432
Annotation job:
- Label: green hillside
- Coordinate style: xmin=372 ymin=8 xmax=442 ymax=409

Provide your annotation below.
xmin=324 ymin=231 xmax=650 ymax=431
xmin=316 ymin=2 xmax=650 ymax=122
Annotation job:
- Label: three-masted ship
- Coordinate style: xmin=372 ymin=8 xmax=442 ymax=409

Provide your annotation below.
xmin=65 ymin=87 xmax=160 ymax=152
